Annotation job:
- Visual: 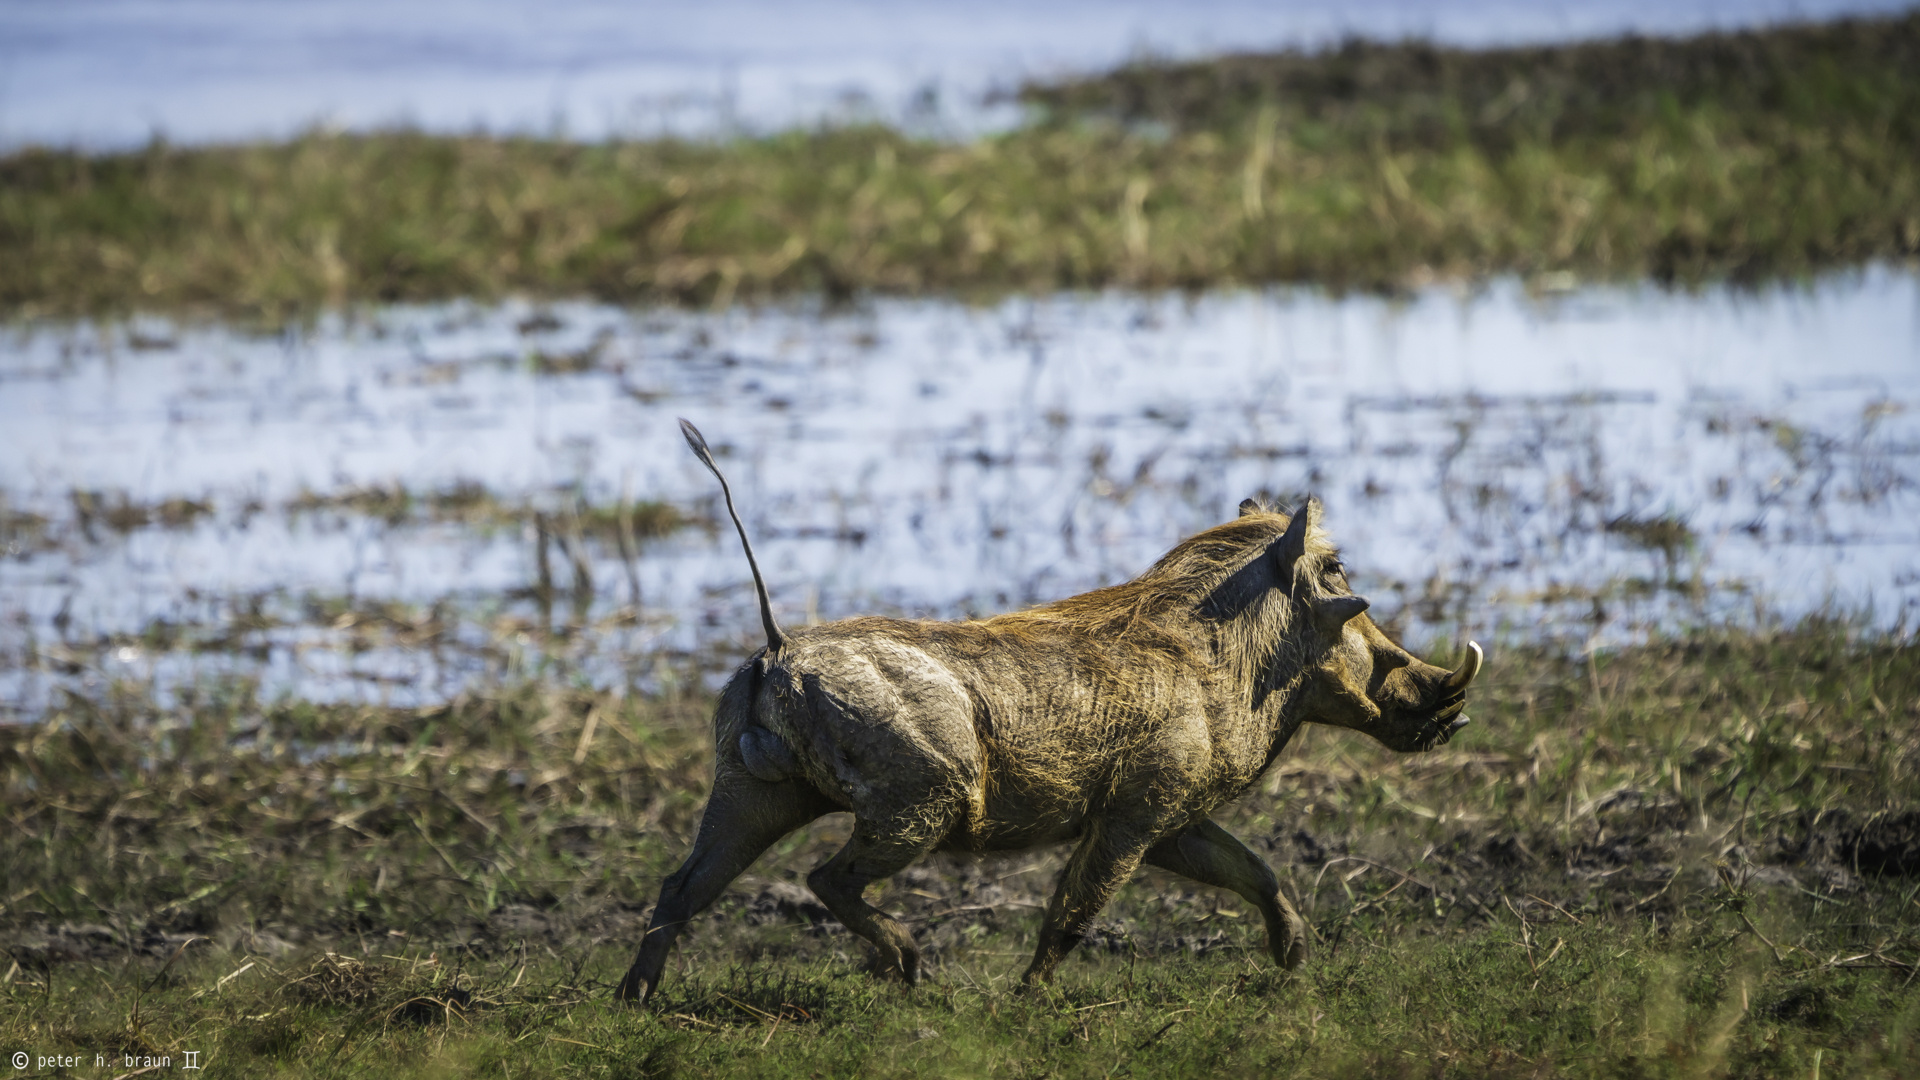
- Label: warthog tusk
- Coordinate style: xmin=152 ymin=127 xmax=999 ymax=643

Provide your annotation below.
xmin=1444 ymin=641 xmax=1483 ymax=693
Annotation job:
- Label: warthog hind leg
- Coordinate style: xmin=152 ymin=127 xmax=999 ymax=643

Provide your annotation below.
xmin=1144 ymin=818 xmax=1310 ymax=969
xmin=807 ymin=813 xmax=953 ymax=986
xmin=617 ymin=777 xmax=826 ymax=1005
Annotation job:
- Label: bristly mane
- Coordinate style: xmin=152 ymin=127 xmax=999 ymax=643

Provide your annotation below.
xmin=986 ymin=507 xmax=1338 ymax=653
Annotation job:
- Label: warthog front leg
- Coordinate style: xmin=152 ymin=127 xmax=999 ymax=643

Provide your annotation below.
xmin=617 ymin=777 xmax=826 ymax=1005
xmin=1022 ymin=815 xmax=1164 ymax=985
xmin=1144 ymin=818 xmax=1310 ymax=970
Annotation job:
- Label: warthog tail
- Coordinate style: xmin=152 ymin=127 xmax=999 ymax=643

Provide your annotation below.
xmin=679 ymin=418 xmax=785 ymax=652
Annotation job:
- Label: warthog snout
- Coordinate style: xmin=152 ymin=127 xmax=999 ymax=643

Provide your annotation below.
xmin=1364 ymin=639 xmax=1482 ymax=752
xmin=1405 ymin=638 xmax=1474 ymax=749
xmin=1411 ymin=642 xmax=1482 ymax=748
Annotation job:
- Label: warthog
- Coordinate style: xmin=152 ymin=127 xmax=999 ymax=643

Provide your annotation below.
xmin=616 ymin=420 xmax=1481 ymax=1004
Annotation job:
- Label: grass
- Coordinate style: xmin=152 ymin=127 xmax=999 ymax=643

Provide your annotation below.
xmin=4 ymin=12 xmax=1920 ymax=320
xmin=3 ymin=622 xmax=1917 ymax=1076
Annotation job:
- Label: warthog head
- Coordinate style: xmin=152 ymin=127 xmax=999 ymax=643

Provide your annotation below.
xmin=1246 ymin=496 xmax=1481 ymax=752
xmin=1295 ymin=599 xmax=1480 ymax=752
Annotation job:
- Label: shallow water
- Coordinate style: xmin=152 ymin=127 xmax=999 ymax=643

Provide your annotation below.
xmin=5 ymin=0 xmax=1913 ymax=149
xmin=3 ymin=270 xmax=1918 ymax=718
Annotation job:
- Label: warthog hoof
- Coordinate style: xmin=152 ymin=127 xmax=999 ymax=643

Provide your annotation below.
xmin=1011 ymin=978 xmax=1062 ymax=1002
xmin=1278 ymin=925 xmax=1310 ymax=970
xmin=1267 ymin=907 xmax=1312 ymax=970
xmin=861 ymin=945 xmax=922 ymax=987
xmin=614 ymin=969 xmax=649 ymax=1005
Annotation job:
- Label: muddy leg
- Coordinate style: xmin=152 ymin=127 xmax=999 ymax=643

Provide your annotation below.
xmin=1144 ymin=817 xmax=1310 ymax=969
xmin=806 ymin=819 xmax=945 ymax=985
xmin=1022 ymin=817 xmax=1159 ymax=985
xmin=617 ymin=778 xmax=826 ymax=1004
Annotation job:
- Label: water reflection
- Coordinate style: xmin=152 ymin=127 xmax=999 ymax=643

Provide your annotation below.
xmin=2 ymin=269 xmax=1916 ymax=718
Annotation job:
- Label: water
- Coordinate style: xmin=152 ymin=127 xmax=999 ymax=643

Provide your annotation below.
xmin=3 ymin=270 xmax=1917 ymax=719
xmin=5 ymin=0 xmax=1914 ymax=149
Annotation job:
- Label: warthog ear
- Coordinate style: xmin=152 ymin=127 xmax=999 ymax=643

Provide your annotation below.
xmin=1312 ymin=595 xmax=1370 ymax=634
xmin=1270 ymin=497 xmax=1316 ymax=586
xmin=1238 ymin=497 xmax=1262 ymax=517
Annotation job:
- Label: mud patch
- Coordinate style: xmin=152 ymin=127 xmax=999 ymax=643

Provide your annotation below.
xmin=1841 ymin=811 xmax=1920 ymax=877
xmin=2 ymin=922 xmax=207 ymax=966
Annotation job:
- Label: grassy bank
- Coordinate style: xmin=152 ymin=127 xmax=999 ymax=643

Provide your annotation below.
xmin=5 ymin=14 xmax=1920 ymax=320
xmin=4 ymin=624 xmax=1917 ymax=1076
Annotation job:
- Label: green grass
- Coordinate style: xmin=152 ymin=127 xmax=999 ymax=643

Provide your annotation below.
xmin=9 ymin=921 xmax=1917 ymax=1079
xmin=3 ymin=623 xmax=1917 ymax=1076
xmin=4 ymin=12 xmax=1919 ymax=320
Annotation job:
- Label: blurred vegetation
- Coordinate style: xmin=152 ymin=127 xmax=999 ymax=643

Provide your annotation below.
xmin=3 ymin=623 xmax=1917 ymax=1075
xmin=3 ymin=12 xmax=1919 ymax=319
xmin=284 ymin=480 xmax=687 ymax=542
xmin=1016 ymin=10 xmax=1920 ymax=145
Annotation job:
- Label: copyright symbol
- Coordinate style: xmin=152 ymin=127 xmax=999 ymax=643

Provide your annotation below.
xmin=11 ymin=1051 xmax=27 ymax=1069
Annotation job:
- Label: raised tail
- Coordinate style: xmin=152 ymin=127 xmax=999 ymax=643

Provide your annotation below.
xmin=679 ymin=419 xmax=785 ymax=652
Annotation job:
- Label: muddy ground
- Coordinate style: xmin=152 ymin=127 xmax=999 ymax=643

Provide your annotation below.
xmin=9 ymin=800 xmax=1915 ymax=982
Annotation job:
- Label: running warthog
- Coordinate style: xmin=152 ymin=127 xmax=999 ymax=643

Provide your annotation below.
xmin=616 ymin=421 xmax=1481 ymax=1004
